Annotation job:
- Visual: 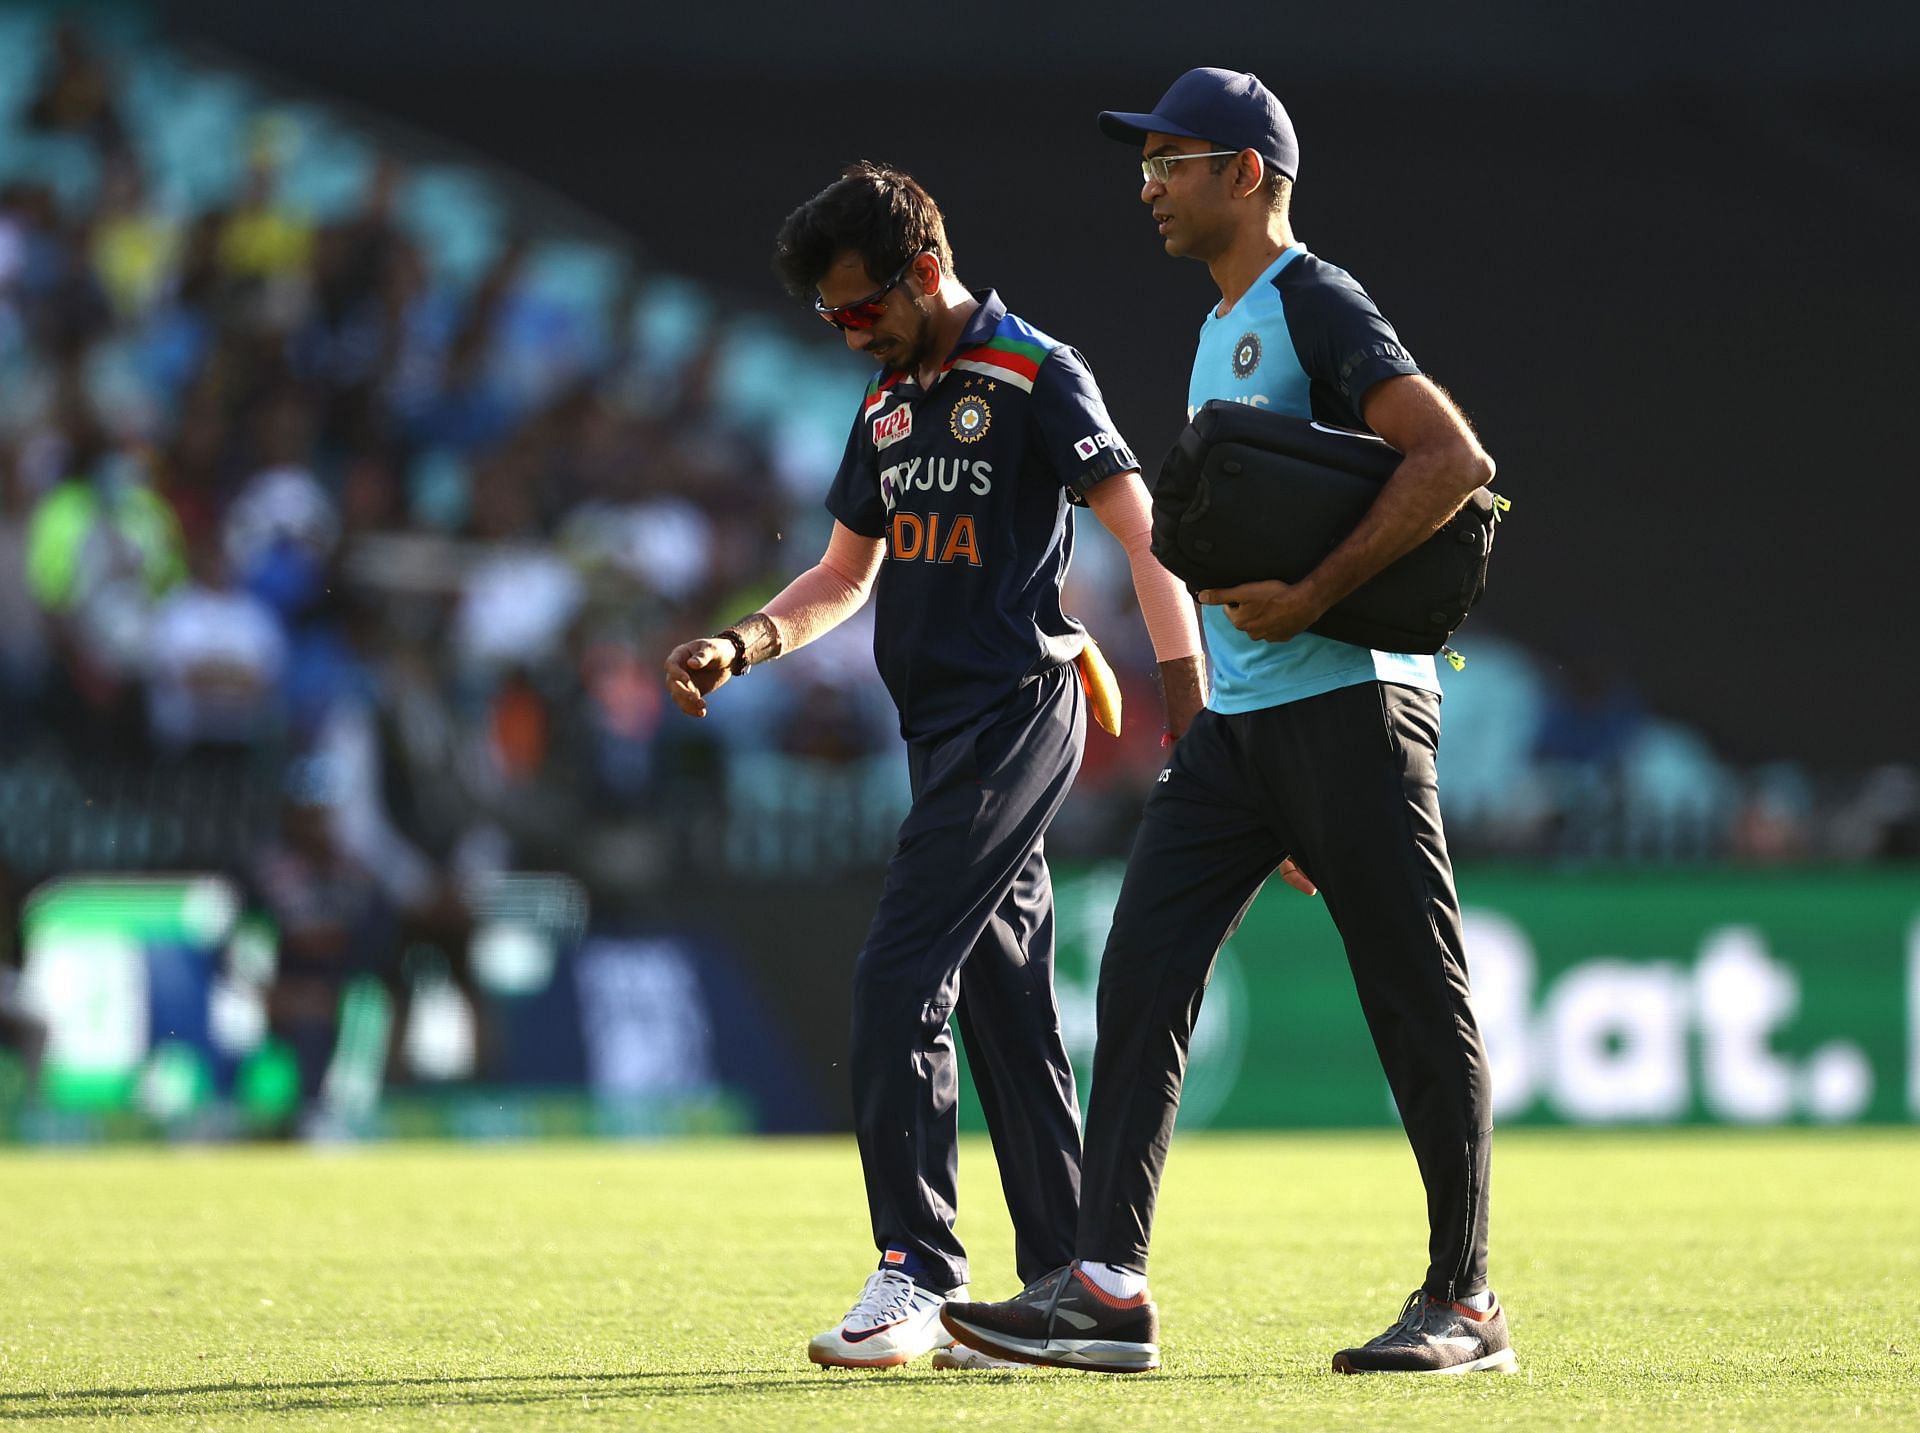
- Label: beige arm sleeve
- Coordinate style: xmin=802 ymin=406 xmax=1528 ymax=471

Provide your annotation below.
xmin=1086 ymin=472 xmax=1203 ymax=662
xmin=760 ymin=521 xmax=886 ymax=654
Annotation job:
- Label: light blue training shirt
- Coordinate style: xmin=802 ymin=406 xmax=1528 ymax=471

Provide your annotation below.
xmin=1186 ymin=244 xmax=1442 ymax=713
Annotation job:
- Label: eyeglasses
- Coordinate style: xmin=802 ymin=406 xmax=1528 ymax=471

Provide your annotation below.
xmin=1141 ymin=150 xmax=1241 ymax=183
xmin=814 ymin=256 xmax=920 ymax=332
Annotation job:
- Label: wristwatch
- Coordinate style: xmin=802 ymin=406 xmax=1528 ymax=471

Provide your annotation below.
xmin=716 ymin=628 xmax=751 ymax=677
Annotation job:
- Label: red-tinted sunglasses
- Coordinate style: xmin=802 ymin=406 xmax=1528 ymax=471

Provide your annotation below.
xmin=814 ymin=256 xmax=919 ymax=332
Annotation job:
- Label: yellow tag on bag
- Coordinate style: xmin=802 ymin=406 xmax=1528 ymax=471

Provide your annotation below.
xmin=1074 ymin=637 xmax=1123 ymax=737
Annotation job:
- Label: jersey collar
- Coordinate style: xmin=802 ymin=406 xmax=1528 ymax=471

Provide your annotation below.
xmin=878 ymin=288 xmax=1006 ymax=391
xmin=1214 ymin=244 xmax=1305 ymax=320
xmin=947 ymin=288 xmax=1006 ymax=356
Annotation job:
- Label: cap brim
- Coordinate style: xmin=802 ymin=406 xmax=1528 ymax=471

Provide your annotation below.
xmin=1097 ymin=109 xmax=1209 ymax=146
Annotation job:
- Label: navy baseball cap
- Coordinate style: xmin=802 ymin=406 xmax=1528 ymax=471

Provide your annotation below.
xmin=1099 ymin=68 xmax=1298 ymax=181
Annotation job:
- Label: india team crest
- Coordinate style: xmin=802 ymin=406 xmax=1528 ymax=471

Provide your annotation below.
xmin=1231 ymin=331 xmax=1262 ymax=379
xmin=949 ymin=394 xmax=992 ymax=443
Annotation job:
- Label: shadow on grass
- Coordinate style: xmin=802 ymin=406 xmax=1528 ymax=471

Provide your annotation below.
xmin=0 ymin=1366 xmax=1243 ymax=1419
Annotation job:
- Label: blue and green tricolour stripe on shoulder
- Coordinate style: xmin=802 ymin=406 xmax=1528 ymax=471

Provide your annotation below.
xmin=947 ymin=323 xmax=1052 ymax=393
xmin=862 ymin=371 xmax=904 ymax=418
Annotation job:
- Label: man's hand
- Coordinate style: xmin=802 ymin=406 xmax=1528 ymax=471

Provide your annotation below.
xmin=1196 ymin=578 xmax=1329 ymax=643
xmin=663 ymin=639 xmax=734 ymax=717
xmin=1277 ymin=858 xmax=1317 ymax=896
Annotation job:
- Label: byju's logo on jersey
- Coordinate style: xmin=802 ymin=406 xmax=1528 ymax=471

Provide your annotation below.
xmin=1073 ymin=432 xmax=1116 ymax=461
xmin=873 ymin=404 xmax=913 ymax=450
xmin=949 ymin=395 xmax=991 ymax=443
xmin=1231 ymin=331 xmax=1262 ymax=379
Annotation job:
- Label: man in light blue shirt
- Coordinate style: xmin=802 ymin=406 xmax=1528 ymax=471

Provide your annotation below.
xmin=944 ymin=67 xmax=1516 ymax=1378
xmin=1185 ymin=244 xmax=1443 ymax=712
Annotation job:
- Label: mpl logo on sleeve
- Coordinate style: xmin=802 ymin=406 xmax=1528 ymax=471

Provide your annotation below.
xmin=873 ymin=404 xmax=913 ymax=450
xmin=1073 ymin=432 xmax=1116 ymax=461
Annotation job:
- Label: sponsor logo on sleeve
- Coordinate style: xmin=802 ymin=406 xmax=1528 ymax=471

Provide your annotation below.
xmin=873 ymin=404 xmax=913 ymax=450
xmin=1073 ymin=432 xmax=1117 ymax=462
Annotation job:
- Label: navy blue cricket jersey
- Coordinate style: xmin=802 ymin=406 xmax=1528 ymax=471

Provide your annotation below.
xmin=827 ymin=290 xmax=1137 ymax=741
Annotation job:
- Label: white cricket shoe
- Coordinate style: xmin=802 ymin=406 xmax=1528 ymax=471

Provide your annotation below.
xmin=930 ymin=1342 xmax=1026 ymax=1370
xmin=808 ymin=1268 xmax=956 ymax=1368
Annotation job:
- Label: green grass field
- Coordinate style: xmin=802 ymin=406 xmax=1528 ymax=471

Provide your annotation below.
xmin=1 ymin=1130 xmax=1914 ymax=1429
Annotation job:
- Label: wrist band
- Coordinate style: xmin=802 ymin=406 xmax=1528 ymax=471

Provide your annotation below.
xmin=720 ymin=612 xmax=782 ymax=672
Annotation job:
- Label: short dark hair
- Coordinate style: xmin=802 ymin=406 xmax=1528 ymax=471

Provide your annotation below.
xmin=773 ymin=161 xmax=956 ymax=299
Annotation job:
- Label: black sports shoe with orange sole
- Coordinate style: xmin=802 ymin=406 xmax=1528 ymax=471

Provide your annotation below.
xmin=940 ymin=1263 xmax=1160 ymax=1373
xmin=1332 ymin=1289 xmax=1518 ymax=1374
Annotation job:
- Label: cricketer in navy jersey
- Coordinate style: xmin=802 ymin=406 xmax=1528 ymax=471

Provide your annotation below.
xmin=667 ymin=160 xmax=1208 ymax=1370
xmin=827 ymin=290 xmax=1138 ymax=741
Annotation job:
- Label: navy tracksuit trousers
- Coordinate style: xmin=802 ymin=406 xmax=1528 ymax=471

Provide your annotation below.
xmin=850 ymin=663 xmax=1087 ymax=1293
xmin=1075 ymin=681 xmax=1493 ymax=1301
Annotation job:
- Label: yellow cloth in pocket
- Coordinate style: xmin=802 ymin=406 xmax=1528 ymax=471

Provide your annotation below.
xmin=1074 ymin=638 xmax=1122 ymax=737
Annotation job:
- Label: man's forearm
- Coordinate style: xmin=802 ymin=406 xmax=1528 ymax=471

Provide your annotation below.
xmin=755 ymin=523 xmax=885 ymax=656
xmin=1085 ymin=472 xmax=1204 ymax=663
xmin=1298 ymin=445 xmax=1492 ymax=612
xmin=1159 ymin=653 xmax=1208 ymax=740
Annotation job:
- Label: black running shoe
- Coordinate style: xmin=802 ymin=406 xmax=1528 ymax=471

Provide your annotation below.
xmin=939 ymin=1263 xmax=1160 ymax=1373
xmin=1332 ymin=1289 xmax=1518 ymax=1374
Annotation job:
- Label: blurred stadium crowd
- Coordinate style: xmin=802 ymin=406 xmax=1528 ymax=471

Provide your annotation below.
xmin=0 ymin=13 xmax=1914 ymax=1110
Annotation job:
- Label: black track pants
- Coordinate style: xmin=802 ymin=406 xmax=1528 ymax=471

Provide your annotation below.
xmin=1075 ymin=681 xmax=1492 ymax=1300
